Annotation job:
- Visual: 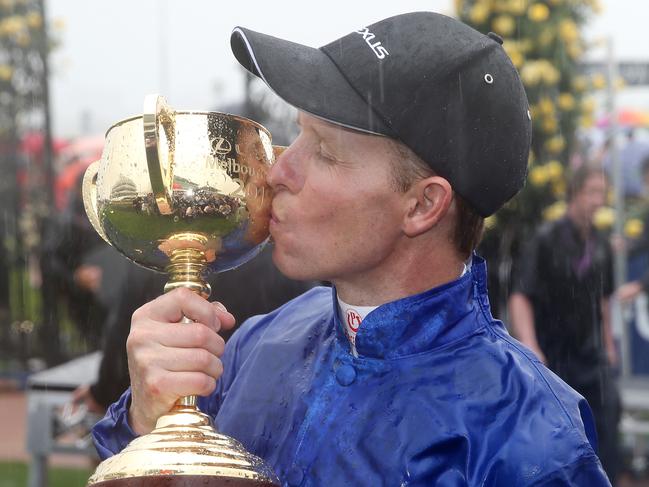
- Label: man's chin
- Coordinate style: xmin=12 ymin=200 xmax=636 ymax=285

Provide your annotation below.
xmin=271 ymin=247 xmax=316 ymax=282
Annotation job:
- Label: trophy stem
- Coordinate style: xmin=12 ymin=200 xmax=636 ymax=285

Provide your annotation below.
xmin=164 ymin=239 xmax=213 ymax=409
xmin=164 ymin=246 xmax=211 ymax=298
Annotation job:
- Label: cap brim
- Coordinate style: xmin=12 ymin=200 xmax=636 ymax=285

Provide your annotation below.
xmin=231 ymin=27 xmax=394 ymax=137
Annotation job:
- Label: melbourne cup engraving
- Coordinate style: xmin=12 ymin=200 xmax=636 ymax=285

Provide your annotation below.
xmin=82 ymin=95 xmax=279 ymax=486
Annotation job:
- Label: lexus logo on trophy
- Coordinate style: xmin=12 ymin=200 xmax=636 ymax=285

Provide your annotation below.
xmin=211 ymin=136 xmax=233 ymax=156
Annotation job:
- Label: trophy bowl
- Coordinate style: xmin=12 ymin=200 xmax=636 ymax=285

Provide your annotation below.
xmin=84 ymin=95 xmax=276 ymax=289
xmin=82 ymin=95 xmax=280 ymax=486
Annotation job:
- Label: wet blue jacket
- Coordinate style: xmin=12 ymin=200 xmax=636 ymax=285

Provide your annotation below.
xmin=93 ymin=256 xmax=611 ymax=486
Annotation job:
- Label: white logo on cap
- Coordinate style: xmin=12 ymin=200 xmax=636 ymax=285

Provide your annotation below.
xmin=355 ymin=27 xmax=390 ymax=60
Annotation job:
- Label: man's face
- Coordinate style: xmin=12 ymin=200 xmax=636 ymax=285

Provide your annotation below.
xmin=267 ymin=113 xmax=407 ymax=283
xmin=573 ymin=172 xmax=607 ymax=223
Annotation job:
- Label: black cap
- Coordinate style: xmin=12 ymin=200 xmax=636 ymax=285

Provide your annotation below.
xmin=231 ymin=12 xmax=531 ymax=217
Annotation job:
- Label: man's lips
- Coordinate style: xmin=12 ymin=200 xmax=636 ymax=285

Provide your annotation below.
xmin=270 ymin=206 xmax=283 ymax=224
xmin=270 ymin=209 xmax=282 ymax=228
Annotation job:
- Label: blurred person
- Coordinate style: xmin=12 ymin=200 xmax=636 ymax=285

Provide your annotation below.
xmin=617 ymin=155 xmax=649 ymax=304
xmin=93 ymin=12 xmax=611 ymax=485
xmin=41 ymin=172 xmax=111 ymax=350
xmin=604 ymin=128 xmax=649 ymax=200
xmin=509 ymin=164 xmax=620 ymax=483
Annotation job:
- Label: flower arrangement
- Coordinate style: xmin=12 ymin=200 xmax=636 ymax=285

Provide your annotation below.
xmin=456 ymin=0 xmax=605 ymax=310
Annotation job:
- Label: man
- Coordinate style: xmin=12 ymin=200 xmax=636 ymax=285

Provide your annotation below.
xmin=509 ymin=165 xmax=620 ymax=483
xmin=93 ymin=12 xmax=610 ymax=486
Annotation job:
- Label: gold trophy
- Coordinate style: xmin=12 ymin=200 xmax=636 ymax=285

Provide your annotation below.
xmin=82 ymin=94 xmax=280 ymax=486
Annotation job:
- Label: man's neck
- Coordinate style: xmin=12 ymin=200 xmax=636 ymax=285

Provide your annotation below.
xmin=333 ymin=241 xmax=466 ymax=306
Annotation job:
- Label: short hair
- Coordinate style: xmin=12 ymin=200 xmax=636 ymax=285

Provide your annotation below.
xmin=566 ymin=164 xmax=608 ymax=202
xmin=387 ymin=139 xmax=484 ymax=257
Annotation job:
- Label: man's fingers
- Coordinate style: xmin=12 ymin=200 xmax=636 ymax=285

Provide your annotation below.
xmin=131 ymin=321 xmax=225 ymax=358
xmin=162 ymin=348 xmax=224 ymax=379
xmin=143 ymin=370 xmax=218 ymax=399
xmin=212 ymin=302 xmax=236 ymax=330
xmin=133 ymin=288 xmax=235 ymax=334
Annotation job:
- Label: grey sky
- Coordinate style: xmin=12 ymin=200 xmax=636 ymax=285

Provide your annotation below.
xmin=47 ymin=0 xmax=647 ymax=139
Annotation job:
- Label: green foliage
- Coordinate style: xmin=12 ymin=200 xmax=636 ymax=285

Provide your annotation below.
xmin=0 ymin=461 xmax=92 ymax=487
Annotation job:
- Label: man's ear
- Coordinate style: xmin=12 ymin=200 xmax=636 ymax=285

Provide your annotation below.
xmin=402 ymin=176 xmax=453 ymax=237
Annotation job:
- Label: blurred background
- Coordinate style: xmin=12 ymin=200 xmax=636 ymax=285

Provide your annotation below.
xmin=1 ymin=0 xmax=649 ymax=485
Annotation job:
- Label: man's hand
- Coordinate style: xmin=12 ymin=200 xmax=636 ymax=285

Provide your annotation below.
xmin=126 ymin=288 xmax=236 ymax=436
xmin=617 ymin=281 xmax=643 ymax=304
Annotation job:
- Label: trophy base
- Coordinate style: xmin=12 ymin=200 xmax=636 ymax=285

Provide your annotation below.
xmin=91 ymin=475 xmax=278 ymax=487
xmin=87 ymin=408 xmax=279 ymax=486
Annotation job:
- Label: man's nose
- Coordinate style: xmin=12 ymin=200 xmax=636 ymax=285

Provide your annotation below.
xmin=267 ymin=144 xmax=301 ymax=192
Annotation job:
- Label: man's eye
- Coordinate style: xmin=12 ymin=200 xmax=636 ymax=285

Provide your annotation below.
xmin=319 ymin=144 xmax=336 ymax=162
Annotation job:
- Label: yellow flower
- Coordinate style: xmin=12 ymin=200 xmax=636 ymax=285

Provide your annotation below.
xmin=625 ymin=218 xmax=644 ymax=239
xmin=581 ymin=97 xmax=596 ymax=114
xmin=484 ymin=215 xmax=498 ymax=230
xmin=592 ymin=73 xmax=606 ymax=90
xmin=538 ymin=97 xmax=555 ymax=116
xmin=493 ymin=15 xmax=516 ymax=37
xmin=508 ymin=50 xmax=524 ymax=68
xmin=0 ymin=15 xmax=24 ymax=36
xmin=521 ymin=61 xmax=559 ymax=86
xmin=0 ymin=64 xmax=13 ymax=81
xmin=540 ymin=62 xmax=560 ymax=84
xmin=546 ymin=160 xmax=564 ymax=180
xmin=521 ymin=63 xmax=541 ymax=86
xmin=504 ymin=0 xmax=529 ymax=16
xmin=615 ymin=76 xmax=626 ymax=90
xmin=542 ymin=117 xmax=558 ymax=133
xmin=593 ymin=207 xmax=615 ymax=230
xmin=15 ymin=30 xmax=29 ymax=46
xmin=573 ymin=76 xmax=588 ymax=92
xmin=580 ymin=115 xmax=594 ymax=128
xmin=567 ymin=43 xmax=583 ymax=60
xmin=552 ymin=180 xmax=567 ymax=198
xmin=559 ymin=19 xmax=579 ymax=43
xmin=528 ymin=3 xmax=550 ymax=22
xmin=520 ymin=39 xmax=534 ymax=53
xmin=543 ymin=201 xmax=567 ymax=221
xmin=529 ymin=165 xmax=550 ymax=186
xmin=470 ymin=3 xmax=490 ymax=24
xmin=545 ymin=135 xmax=566 ymax=154
xmin=538 ymin=28 xmax=556 ymax=48
xmin=557 ymin=93 xmax=576 ymax=111
xmin=25 ymin=11 xmax=42 ymax=29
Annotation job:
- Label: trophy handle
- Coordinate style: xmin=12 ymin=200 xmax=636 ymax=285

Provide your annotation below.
xmin=143 ymin=94 xmax=175 ymax=215
xmin=82 ymin=160 xmax=110 ymax=244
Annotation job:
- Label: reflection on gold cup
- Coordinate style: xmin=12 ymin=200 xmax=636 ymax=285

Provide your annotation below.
xmin=82 ymin=95 xmax=280 ymax=486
